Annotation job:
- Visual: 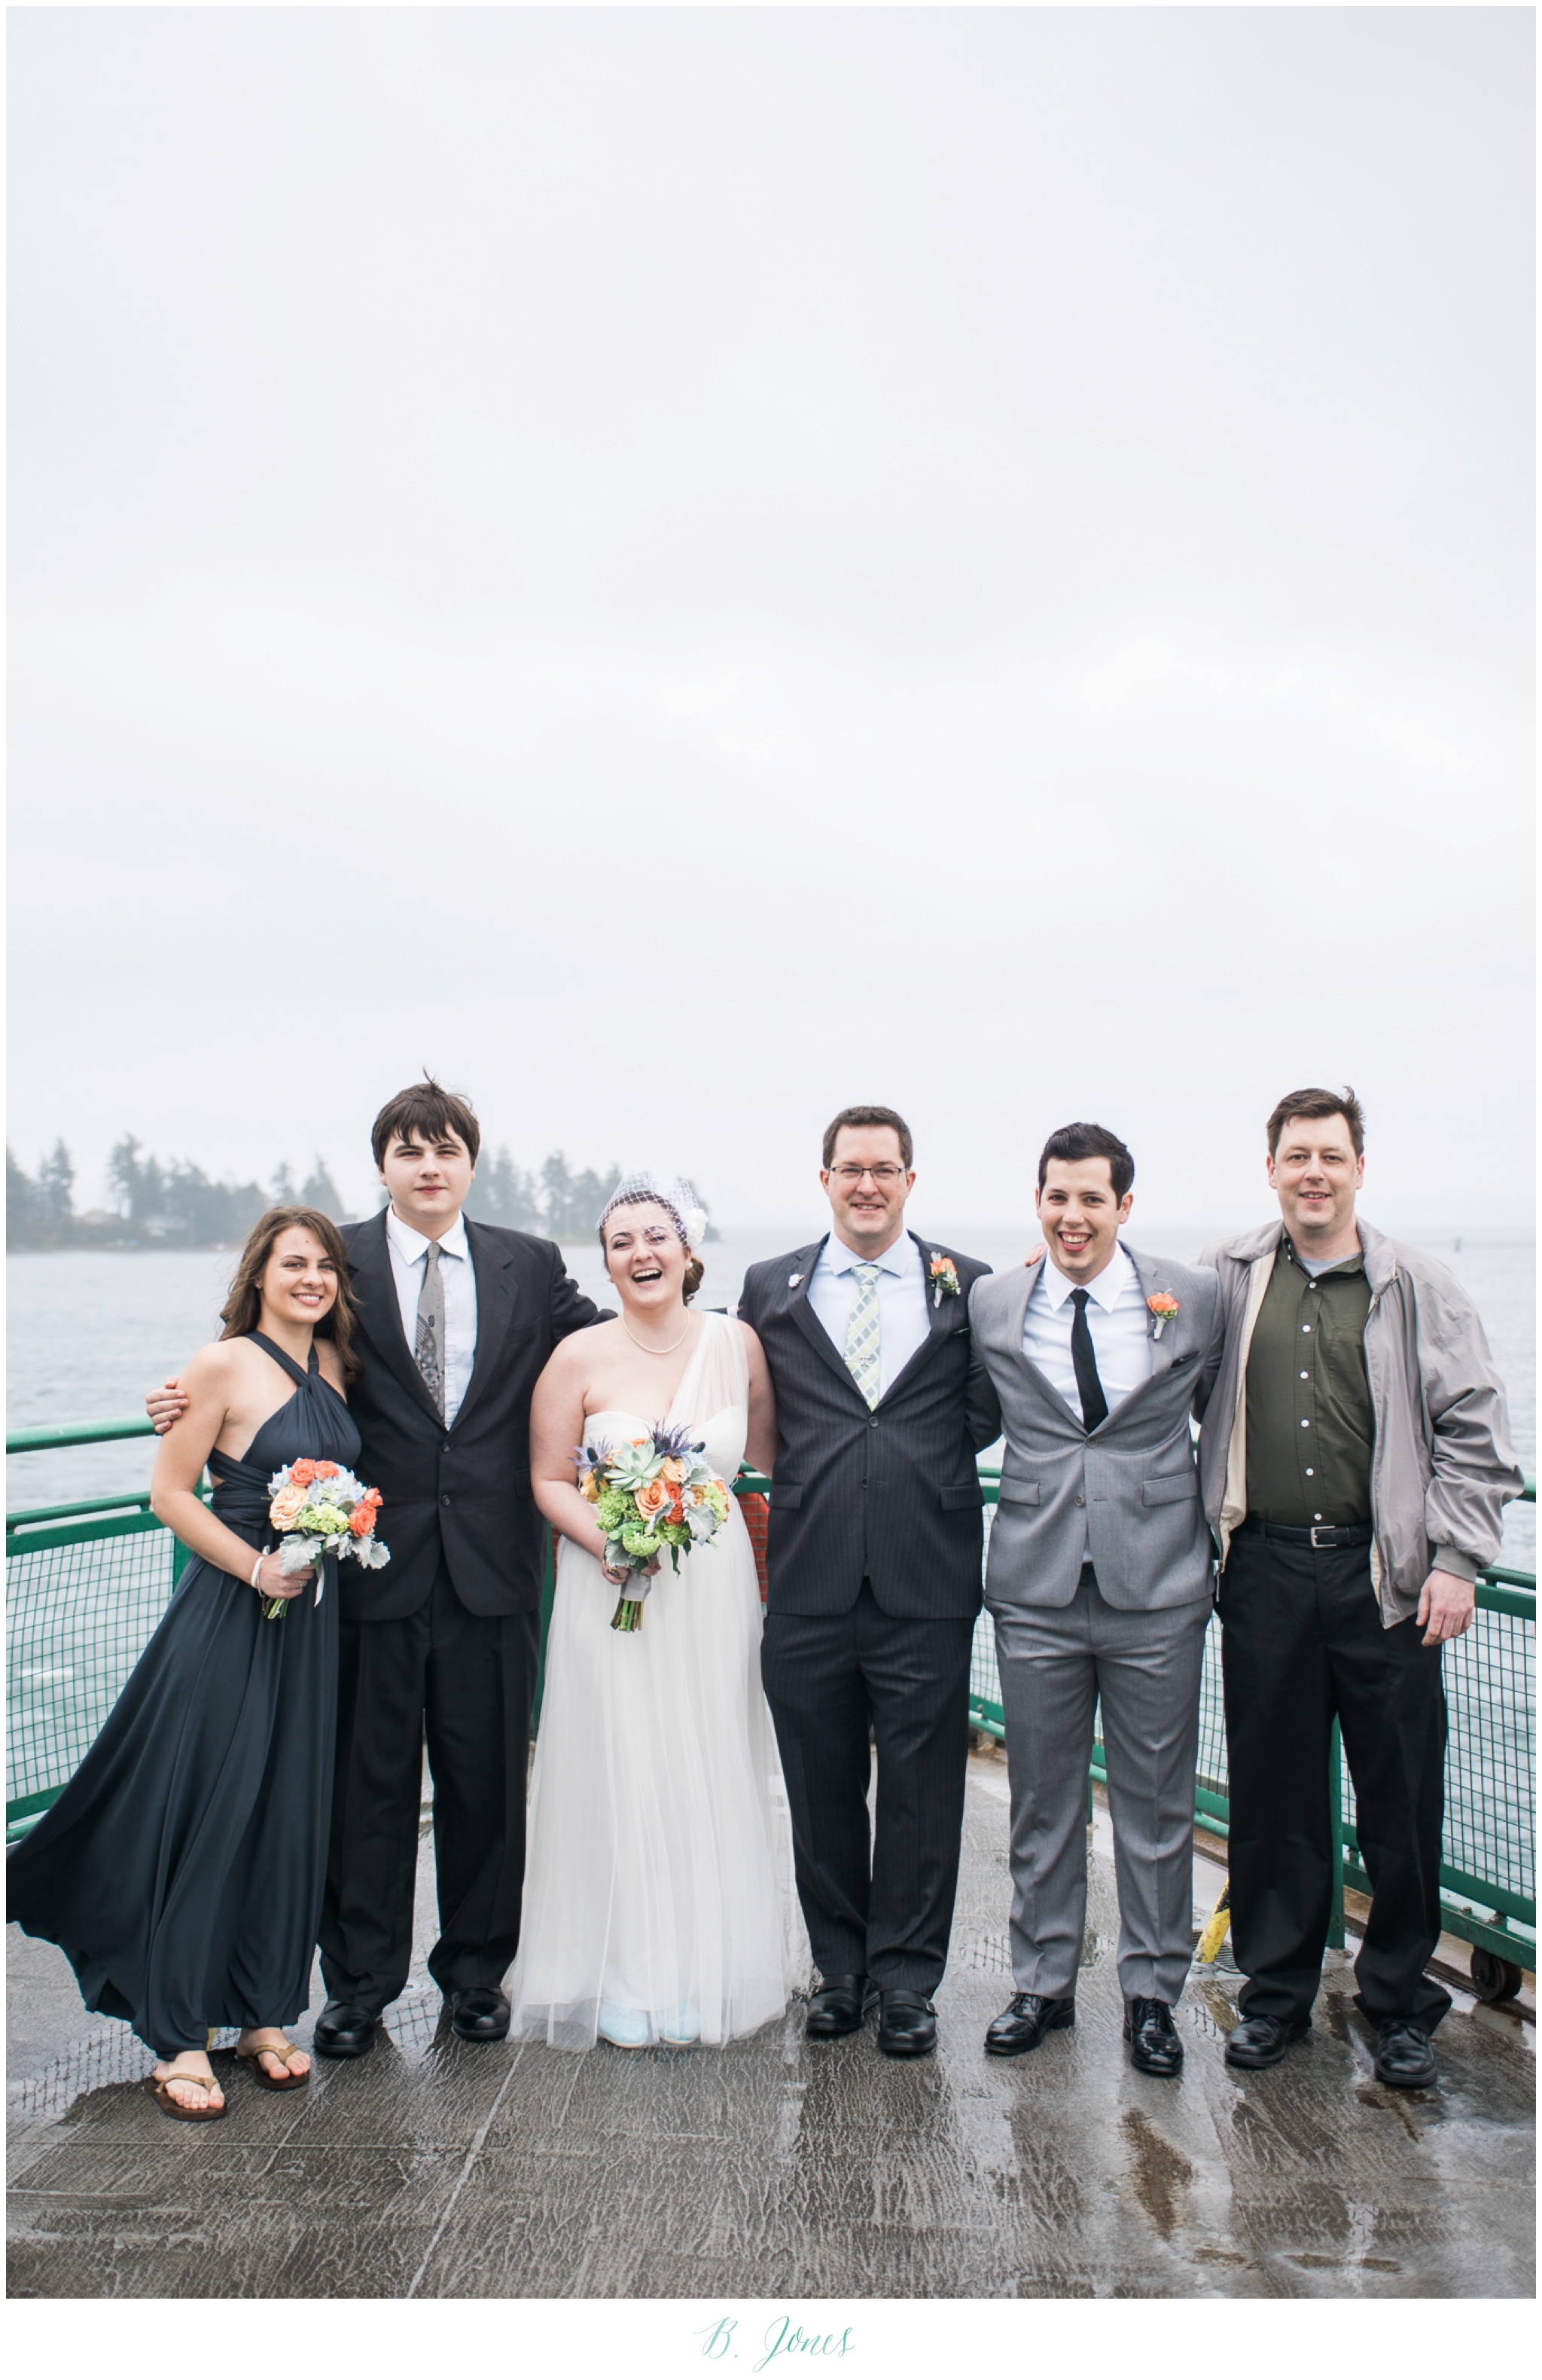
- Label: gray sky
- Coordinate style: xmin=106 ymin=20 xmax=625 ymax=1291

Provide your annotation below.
xmin=9 ymin=6 xmax=1534 ymax=1235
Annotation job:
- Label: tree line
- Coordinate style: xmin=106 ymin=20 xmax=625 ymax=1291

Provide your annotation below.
xmin=5 ymin=1139 xmax=709 ymax=1250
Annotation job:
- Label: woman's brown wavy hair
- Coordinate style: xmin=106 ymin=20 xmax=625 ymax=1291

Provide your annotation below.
xmin=218 ymin=1206 xmax=361 ymax=1381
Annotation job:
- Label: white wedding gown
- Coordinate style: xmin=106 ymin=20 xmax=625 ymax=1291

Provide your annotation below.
xmin=509 ymin=1311 xmax=808 ymax=2050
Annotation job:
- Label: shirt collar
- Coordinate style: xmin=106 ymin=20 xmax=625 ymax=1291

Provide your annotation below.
xmin=386 ymin=1207 xmax=470 ymax=1266
xmin=1038 ymin=1240 xmax=1136 ymax=1314
xmin=825 ymin=1229 xmax=916 ymax=1279
xmin=1283 ymin=1231 xmax=1364 ymax=1277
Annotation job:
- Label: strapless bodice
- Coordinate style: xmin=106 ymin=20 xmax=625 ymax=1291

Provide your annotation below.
xmin=582 ymin=1403 xmax=746 ymax=1489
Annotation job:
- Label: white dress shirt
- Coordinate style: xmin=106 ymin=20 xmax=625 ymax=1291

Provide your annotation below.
xmin=1022 ymin=1240 xmax=1153 ymax=1423
xmin=806 ymin=1229 xmax=931 ymax=1400
xmin=385 ymin=1207 xmax=479 ymax=1427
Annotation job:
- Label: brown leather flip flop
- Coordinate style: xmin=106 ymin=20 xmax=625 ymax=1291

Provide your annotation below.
xmin=144 ymin=2069 xmax=228 ymax=2122
xmin=236 ymin=2036 xmax=310 ymax=2092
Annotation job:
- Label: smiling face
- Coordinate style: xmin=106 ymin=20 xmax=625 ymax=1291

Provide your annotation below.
xmin=821 ymin=1124 xmax=915 ymax=1256
xmin=602 ymin=1201 xmax=690 ymax=1320
xmin=378 ymin=1127 xmax=475 ymax=1237
xmin=1266 ymin=1110 xmax=1364 ymax=1246
xmin=1035 ymin=1157 xmax=1133 ymax=1283
xmin=259 ymin=1225 xmax=340 ymax=1332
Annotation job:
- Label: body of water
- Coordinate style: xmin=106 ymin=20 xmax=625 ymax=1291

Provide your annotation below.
xmin=7 ymin=1225 xmax=1534 ymax=1570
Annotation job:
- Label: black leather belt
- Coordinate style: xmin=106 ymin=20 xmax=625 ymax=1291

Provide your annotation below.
xmin=1239 ymin=1516 xmax=1373 ymax=1550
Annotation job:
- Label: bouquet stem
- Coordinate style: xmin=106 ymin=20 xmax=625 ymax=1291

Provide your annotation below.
xmin=609 ymin=1596 xmax=646 ymax=1633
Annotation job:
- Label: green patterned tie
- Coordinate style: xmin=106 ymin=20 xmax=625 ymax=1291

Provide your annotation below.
xmin=844 ymin=1262 xmax=882 ymax=1409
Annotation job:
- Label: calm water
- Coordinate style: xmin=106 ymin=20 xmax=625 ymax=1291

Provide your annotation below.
xmin=7 ymin=1226 xmax=1534 ymax=1570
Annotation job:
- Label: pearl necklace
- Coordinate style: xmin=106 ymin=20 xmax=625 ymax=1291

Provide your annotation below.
xmin=620 ymin=1314 xmax=693 ymax=1357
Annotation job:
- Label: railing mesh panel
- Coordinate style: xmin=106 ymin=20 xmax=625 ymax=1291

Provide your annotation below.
xmin=6 ymin=1530 xmax=177 ymax=1807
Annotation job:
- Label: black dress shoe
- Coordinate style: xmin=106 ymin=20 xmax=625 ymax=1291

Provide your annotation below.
xmin=313 ymin=2000 xmax=379 ymax=2059
xmin=1123 ymin=1997 xmax=1183 ymax=2076
xmin=984 ymin=1992 xmax=1076 ymax=2058
xmin=875 ymin=1988 xmax=937 ymax=2058
xmin=1373 ymin=2017 xmax=1437 ymax=2091
xmin=1224 ymin=2012 xmax=1311 ymax=2070
xmin=803 ymin=1976 xmax=873 ymax=2039
xmin=447 ymin=1987 xmax=511 ymax=2043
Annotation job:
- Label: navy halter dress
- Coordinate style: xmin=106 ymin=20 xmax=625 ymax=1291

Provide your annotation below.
xmin=8 ymin=1334 xmax=359 ymax=2058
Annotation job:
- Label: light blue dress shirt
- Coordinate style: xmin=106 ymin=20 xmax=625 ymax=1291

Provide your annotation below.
xmin=806 ymin=1229 xmax=931 ymax=1401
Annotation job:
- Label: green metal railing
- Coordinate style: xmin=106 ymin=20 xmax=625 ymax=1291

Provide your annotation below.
xmin=8 ymin=1420 xmax=1537 ymax=1990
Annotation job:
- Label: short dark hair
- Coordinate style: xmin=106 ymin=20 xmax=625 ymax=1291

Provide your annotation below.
xmin=822 ymin=1106 xmax=913 ymax=1170
xmin=370 ymin=1076 xmax=481 ymax=1170
xmin=1266 ymin=1085 xmax=1365 ymax=1159
xmin=1037 ymin=1122 xmax=1134 ymax=1202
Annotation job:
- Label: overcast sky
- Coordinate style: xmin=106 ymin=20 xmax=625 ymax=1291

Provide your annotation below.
xmin=9 ymin=6 xmax=1534 ymax=1236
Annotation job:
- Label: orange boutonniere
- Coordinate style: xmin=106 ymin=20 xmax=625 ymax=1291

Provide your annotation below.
xmin=929 ymin=1253 xmax=961 ymax=1308
xmin=1147 ymin=1291 xmax=1181 ymax=1341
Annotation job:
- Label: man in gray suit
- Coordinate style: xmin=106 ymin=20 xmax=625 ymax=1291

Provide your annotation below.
xmin=967 ymin=1123 xmax=1224 ymax=2074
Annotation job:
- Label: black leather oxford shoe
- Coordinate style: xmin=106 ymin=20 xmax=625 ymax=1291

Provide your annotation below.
xmin=1223 ymin=2012 xmax=1311 ymax=2070
xmin=313 ymin=2000 xmax=379 ymax=2059
xmin=447 ymin=1987 xmax=511 ymax=2043
xmin=875 ymin=1989 xmax=937 ymax=2058
xmin=984 ymin=1992 xmax=1076 ymax=2058
xmin=1373 ymin=2018 xmax=1437 ymax=2091
xmin=1124 ymin=1997 xmax=1183 ymax=2076
xmin=803 ymin=1976 xmax=873 ymax=2039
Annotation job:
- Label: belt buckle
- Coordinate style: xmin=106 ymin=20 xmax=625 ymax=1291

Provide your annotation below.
xmin=1309 ymin=1524 xmax=1336 ymax=1549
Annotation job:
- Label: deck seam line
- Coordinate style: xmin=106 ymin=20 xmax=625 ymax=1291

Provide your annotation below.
xmin=404 ymin=2055 xmax=522 ymax=2299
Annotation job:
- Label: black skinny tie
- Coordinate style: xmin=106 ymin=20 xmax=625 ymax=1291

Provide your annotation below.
xmin=1068 ymin=1289 xmax=1109 ymax=1433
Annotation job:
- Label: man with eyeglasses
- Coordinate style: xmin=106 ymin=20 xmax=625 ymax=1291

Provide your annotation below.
xmin=739 ymin=1105 xmax=995 ymax=2058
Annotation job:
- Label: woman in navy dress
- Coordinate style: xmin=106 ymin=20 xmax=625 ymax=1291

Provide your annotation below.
xmin=8 ymin=1206 xmax=364 ymax=2119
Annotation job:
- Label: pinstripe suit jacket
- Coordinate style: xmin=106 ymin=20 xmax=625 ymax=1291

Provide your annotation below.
xmin=738 ymin=1231 xmax=995 ymax=1619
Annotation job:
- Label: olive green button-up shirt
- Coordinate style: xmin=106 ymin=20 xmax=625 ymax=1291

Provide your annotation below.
xmin=1245 ymin=1237 xmax=1374 ymax=1525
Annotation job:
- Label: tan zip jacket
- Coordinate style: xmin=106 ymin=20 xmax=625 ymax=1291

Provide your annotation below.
xmin=1196 ymin=1217 xmax=1523 ymax=1627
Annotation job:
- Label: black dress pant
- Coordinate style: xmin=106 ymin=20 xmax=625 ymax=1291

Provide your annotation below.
xmin=761 ymin=1584 xmax=975 ymax=1994
xmin=1219 ymin=1530 xmax=1450 ymax=2031
xmin=320 ymin=1564 xmax=541 ymax=2012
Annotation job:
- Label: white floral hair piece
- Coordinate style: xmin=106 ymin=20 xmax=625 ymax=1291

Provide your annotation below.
xmin=596 ymin=1171 xmax=709 ymax=1250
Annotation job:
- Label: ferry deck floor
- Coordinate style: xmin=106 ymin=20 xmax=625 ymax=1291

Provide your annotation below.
xmin=8 ymin=1747 xmax=1534 ymax=2300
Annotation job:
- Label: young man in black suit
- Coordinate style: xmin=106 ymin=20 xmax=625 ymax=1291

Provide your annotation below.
xmin=738 ymin=1106 xmax=995 ymax=2058
xmin=148 ymin=1081 xmax=608 ymax=2052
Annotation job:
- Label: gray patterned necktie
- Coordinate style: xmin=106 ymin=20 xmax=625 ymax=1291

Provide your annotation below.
xmin=416 ymin=1240 xmax=446 ymax=1416
xmin=844 ymin=1262 xmax=882 ymax=1410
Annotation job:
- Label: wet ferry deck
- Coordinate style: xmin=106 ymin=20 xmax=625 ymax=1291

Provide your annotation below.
xmin=8 ymin=1750 xmax=1534 ymax=2299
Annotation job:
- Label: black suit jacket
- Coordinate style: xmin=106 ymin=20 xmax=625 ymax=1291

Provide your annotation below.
xmin=738 ymin=1231 xmax=995 ymax=1619
xmin=337 ymin=1211 xmax=608 ymax=1622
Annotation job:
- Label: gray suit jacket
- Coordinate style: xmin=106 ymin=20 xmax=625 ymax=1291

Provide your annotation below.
xmin=966 ymin=1246 xmax=1225 ymax=1611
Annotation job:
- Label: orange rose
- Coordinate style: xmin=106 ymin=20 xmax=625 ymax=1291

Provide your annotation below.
xmin=661 ymin=1457 xmax=687 ymax=1484
xmin=289 ymin=1460 xmax=318 ymax=1487
xmin=349 ymin=1505 xmax=376 ymax=1538
xmin=270 ymin=1483 xmax=308 ymax=1530
xmin=578 ymin=1472 xmax=599 ymax=1503
xmin=635 ymin=1478 xmax=670 ymax=1521
xmin=667 ymin=1488 xmax=686 ymax=1524
xmin=364 ymin=1488 xmax=382 ymax=1508
xmin=314 ymin=1462 xmax=339 ymax=1479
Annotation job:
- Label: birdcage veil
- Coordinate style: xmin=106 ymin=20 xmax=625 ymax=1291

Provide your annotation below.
xmin=596 ymin=1171 xmax=709 ymax=1249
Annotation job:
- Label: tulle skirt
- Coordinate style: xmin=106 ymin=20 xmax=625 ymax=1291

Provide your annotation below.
xmin=509 ymin=1506 xmax=807 ymax=2051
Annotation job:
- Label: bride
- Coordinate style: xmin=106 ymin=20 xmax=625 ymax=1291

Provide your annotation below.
xmin=510 ymin=1175 xmax=806 ymax=2050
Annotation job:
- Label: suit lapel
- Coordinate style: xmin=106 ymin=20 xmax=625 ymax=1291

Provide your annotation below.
xmin=1123 ymin=1244 xmax=1182 ymax=1383
xmin=453 ymin=1221 xmax=518 ymax=1432
xmin=998 ymin=1256 xmax=1085 ymax=1421
xmin=349 ymin=1210 xmax=444 ymax=1426
xmin=878 ymin=1232 xmax=959 ymax=1404
xmin=784 ymin=1237 xmax=872 ymax=1403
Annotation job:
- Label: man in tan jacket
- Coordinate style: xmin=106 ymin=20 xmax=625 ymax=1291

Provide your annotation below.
xmin=1198 ymin=1087 xmax=1521 ymax=2090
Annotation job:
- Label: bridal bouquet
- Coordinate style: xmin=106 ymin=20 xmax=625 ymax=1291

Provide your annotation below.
xmin=574 ymin=1424 xmax=733 ymax=1633
xmin=263 ymin=1460 xmax=390 ymax=1618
